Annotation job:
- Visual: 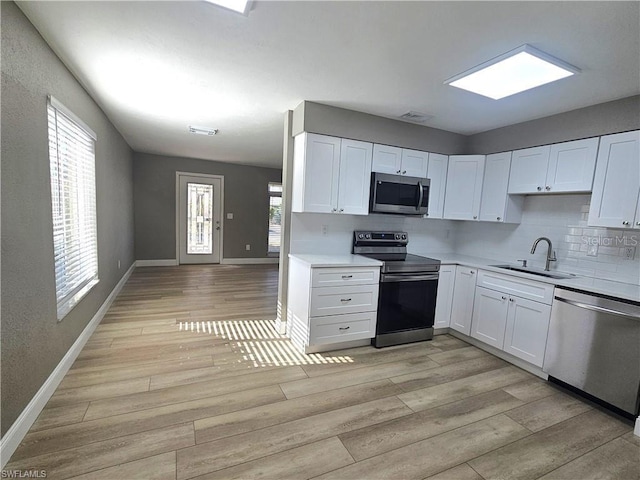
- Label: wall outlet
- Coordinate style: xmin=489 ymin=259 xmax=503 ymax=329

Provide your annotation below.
xmin=117 ymin=260 xmax=121 ymax=269
xmin=245 ymin=244 xmax=251 ymax=251
xmin=587 ymin=244 xmax=598 ymax=257
xmin=226 ymin=213 xmax=233 ymax=220
xmin=321 ymin=225 xmax=328 ymax=236
xmin=624 ymin=246 xmax=635 ymax=260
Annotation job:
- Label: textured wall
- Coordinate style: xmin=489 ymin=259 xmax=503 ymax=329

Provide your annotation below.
xmin=466 ymin=95 xmax=640 ymax=154
xmin=133 ymin=153 xmax=282 ymax=260
xmin=1 ymin=2 xmax=135 ymax=437
xmin=293 ymin=101 xmax=468 ymax=155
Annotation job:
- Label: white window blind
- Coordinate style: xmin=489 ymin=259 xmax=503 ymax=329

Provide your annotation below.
xmin=47 ymin=96 xmax=99 ymax=320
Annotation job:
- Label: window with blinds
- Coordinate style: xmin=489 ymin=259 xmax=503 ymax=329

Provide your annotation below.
xmin=47 ymin=96 xmax=99 ymax=320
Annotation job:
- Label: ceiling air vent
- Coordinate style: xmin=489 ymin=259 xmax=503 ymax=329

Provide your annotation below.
xmin=399 ymin=111 xmax=434 ymax=124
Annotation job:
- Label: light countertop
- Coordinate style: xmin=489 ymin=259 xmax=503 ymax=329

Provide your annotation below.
xmin=289 ymin=254 xmax=383 ymax=268
xmin=421 ymin=253 xmax=640 ymax=303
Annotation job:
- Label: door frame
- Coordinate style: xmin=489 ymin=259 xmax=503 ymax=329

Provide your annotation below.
xmin=175 ymin=172 xmax=225 ymax=264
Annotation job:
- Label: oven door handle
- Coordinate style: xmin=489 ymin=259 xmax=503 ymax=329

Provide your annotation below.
xmin=381 ymin=273 xmax=439 ymax=283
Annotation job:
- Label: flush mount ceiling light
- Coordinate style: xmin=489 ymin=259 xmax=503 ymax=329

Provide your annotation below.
xmin=189 ymin=125 xmax=218 ymax=136
xmin=203 ymin=0 xmax=252 ymax=15
xmin=444 ymin=44 xmax=580 ymax=100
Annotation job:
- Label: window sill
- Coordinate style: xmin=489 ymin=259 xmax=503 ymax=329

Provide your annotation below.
xmin=57 ymin=278 xmax=100 ymax=321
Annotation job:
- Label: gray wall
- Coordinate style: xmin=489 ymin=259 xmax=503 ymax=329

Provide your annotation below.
xmin=293 ymin=101 xmax=468 ymax=155
xmin=467 ymin=95 xmax=640 ymax=154
xmin=1 ymin=2 xmax=135 ymax=437
xmin=133 ymin=153 xmax=282 ymax=260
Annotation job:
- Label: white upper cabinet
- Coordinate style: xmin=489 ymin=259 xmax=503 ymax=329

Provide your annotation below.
xmin=372 ymin=144 xmax=428 ymax=177
xmin=426 ymin=153 xmax=448 ymax=219
xmin=400 ymin=149 xmax=429 ymax=177
xmin=292 ymin=133 xmax=372 ymax=215
xmin=479 ymin=152 xmax=522 ymax=223
xmin=443 ymin=155 xmax=485 ymax=220
xmin=588 ymin=130 xmax=640 ymax=229
xmin=547 ymin=138 xmax=599 ymax=192
xmin=508 ymin=146 xmax=551 ymax=194
xmin=338 ymin=139 xmax=374 ymax=215
xmin=508 ymin=138 xmax=599 ymax=194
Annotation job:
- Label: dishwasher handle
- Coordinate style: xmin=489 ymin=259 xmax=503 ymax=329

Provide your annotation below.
xmin=554 ymin=296 xmax=640 ymax=321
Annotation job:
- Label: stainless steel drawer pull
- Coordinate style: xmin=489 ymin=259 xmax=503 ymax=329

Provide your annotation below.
xmin=340 ymin=298 xmax=352 ymax=302
xmin=341 ymin=275 xmax=353 ymax=279
xmin=339 ymin=326 xmax=350 ymax=331
xmin=554 ymin=297 xmax=640 ymax=320
xmin=501 ymin=296 xmax=507 ymax=300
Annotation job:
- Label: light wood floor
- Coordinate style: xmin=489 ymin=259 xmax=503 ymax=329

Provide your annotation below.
xmin=6 ymin=265 xmax=639 ymax=480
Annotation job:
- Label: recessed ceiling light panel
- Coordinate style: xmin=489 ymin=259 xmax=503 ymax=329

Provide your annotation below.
xmin=203 ymin=0 xmax=252 ymax=15
xmin=189 ymin=125 xmax=218 ymax=136
xmin=444 ymin=44 xmax=580 ymax=100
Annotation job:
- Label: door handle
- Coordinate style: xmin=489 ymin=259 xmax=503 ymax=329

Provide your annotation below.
xmin=417 ymin=182 xmax=424 ymax=211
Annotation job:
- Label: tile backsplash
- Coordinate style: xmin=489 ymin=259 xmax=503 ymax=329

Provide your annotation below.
xmin=289 ymin=195 xmax=639 ymax=285
xmin=454 ymin=195 xmax=640 ymax=285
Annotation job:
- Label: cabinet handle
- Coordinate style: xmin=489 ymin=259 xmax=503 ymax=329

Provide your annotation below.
xmin=470 ymin=270 xmax=475 ymax=274
xmin=623 ymin=221 xmax=630 ymax=226
xmin=339 ymin=326 xmax=350 ymax=331
xmin=341 ymin=275 xmax=353 ymax=279
xmin=537 ymin=186 xmax=542 ymax=191
xmin=545 ymin=186 xmax=551 ymax=191
xmin=497 ymin=216 xmax=501 ymax=221
xmin=332 ymin=208 xmax=337 ymax=212
xmin=636 ymin=222 xmax=640 ymax=226
xmin=473 ymin=215 xmax=478 ymax=220
xmin=509 ymin=298 xmax=515 ymax=302
xmin=340 ymin=298 xmax=352 ymax=302
xmin=402 ymin=170 xmax=406 ymax=174
xmin=501 ymin=296 xmax=507 ymax=300
xmin=396 ymin=170 xmax=401 ymax=174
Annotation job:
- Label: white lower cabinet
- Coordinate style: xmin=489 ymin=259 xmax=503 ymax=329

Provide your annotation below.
xmin=449 ymin=266 xmax=477 ymax=335
xmin=287 ymin=258 xmax=379 ymax=353
xmin=469 ymin=269 xmax=553 ymax=368
xmin=433 ymin=265 xmax=456 ymax=328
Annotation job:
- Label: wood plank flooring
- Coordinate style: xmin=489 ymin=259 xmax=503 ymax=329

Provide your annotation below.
xmin=5 ymin=264 xmax=638 ymax=479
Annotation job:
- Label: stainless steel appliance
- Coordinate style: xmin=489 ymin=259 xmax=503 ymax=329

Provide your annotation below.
xmin=369 ymin=172 xmax=430 ymax=216
xmin=353 ymin=231 xmax=440 ymax=347
xmin=543 ymin=288 xmax=640 ymax=417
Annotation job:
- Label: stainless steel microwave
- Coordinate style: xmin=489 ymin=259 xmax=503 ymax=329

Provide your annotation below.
xmin=370 ymin=172 xmax=430 ymax=216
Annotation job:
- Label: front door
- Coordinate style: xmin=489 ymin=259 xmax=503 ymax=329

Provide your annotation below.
xmin=178 ymin=173 xmax=222 ymax=264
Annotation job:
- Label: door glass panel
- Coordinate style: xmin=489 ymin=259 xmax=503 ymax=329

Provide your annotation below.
xmin=187 ymin=182 xmax=213 ymax=254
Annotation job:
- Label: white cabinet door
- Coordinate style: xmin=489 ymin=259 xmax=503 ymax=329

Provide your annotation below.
xmin=503 ymin=296 xmax=552 ymax=368
xmin=401 ymin=149 xmax=429 ymax=177
xmin=450 ymin=266 xmax=477 ymax=335
xmin=547 ymin=138 xmax=599 ymax=193
xmin=426 ymin=153 xmax=448 ymax=219
xmin=338 ymin=139 xmax=373 ymax=215
xmin=635 ymin=190 xmax=640 ymax=229
xmin=508 ymin=146 xmax=550 ymax=194
xmin=433 ymin=265 xmax=455 ymax=328
xmin=588 ymin=131 xmax=640 ymax=229
xmin=372 ymin=144 xmax=403 ymax=175
xmin=479 ymin=152 xmax=522 ymax=223
xmin=292 ymin=133 xmax=341 ymax=213
xmin=443 ymin=155 xmax=485 ymax=220
xmin=471 ymin=286 xmax=508 ymax=349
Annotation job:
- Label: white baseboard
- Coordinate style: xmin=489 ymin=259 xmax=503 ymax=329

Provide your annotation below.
xmin=0 ymin=262 xmax=136 ymax=468
xmin=135 ymin=259 xmax=178 ymax=267
xmin=221 ymin=257 xmax=280 ymax=265
xmin=635 ymin=417 xmax=640 ymax=437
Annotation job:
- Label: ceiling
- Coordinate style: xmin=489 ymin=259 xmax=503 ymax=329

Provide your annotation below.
xmin=17 ymin=1 xmax=640 ymax=169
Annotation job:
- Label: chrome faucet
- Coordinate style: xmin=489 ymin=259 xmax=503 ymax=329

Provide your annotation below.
xmin=531 ymin=237 xmax=557 ymax=271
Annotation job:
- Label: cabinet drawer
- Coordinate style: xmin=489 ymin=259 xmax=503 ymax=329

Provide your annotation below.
xmin=310 ymin=285 xmax=379 ymax=317
xmin=309 ymin=312 xmax=376 ymax=345
xmin=477 ymin=270 xmax=554 ymax=305
xmin=311 ymin=267 xmax=379 ymax=288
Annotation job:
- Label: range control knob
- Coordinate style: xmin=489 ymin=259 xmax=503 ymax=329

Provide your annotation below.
xmin=395 ymin=234 xmax=401 ymax=240
xmin=401 ymin=234 xmax=407 ymax=240
xmin=365 ymin=233 xmax=371 ymax=239
xmin=358 ymin=233 xmax=364 ymax=239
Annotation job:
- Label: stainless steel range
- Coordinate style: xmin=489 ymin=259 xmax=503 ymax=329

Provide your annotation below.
xmin=353 ymin=231 xmax=441 ymax=348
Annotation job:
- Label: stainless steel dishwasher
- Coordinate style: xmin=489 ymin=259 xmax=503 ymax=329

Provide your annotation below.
xmin=543 ymin=288 xmax=640 ymax=417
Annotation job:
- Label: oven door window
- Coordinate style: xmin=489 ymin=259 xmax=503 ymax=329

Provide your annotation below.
xmin=377 ymin=277 xmax=438 ymax=334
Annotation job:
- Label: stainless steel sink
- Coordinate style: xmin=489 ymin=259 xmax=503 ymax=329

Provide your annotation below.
xmin=490 ymin=265 xmax=577 ymax=280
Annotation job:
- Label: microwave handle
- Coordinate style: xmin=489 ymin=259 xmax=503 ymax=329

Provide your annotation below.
xmin=417 ymin=181 xmax=424 ymax=211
